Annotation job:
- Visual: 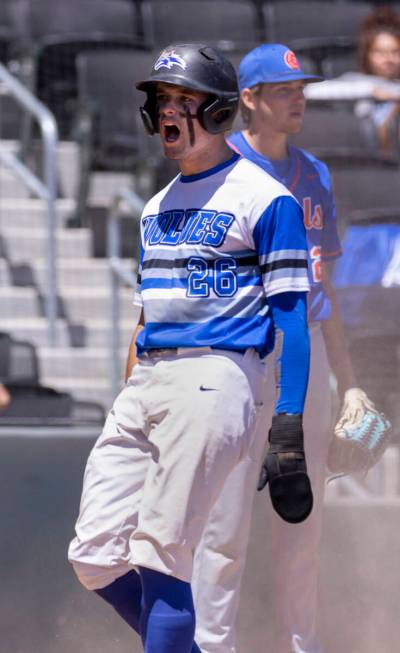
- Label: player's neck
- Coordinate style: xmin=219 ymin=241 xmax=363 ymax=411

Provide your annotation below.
xmin=243 ymin=126 xmax=289 ymax=161
xmin=179 ymin=141 xmax=234 ymax=176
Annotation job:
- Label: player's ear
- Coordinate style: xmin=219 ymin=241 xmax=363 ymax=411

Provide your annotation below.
xmin=240 ymin=87 xmax=258 ymax=112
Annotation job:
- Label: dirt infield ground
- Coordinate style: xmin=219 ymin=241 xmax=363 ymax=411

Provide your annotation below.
xmin=1 ymin=431 xmax=399 ymax=653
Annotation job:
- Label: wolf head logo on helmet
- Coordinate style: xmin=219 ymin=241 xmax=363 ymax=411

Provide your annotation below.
xmin=136 ymin=43 xmax=239 ymax=141
xmin=154 ymin=50 xmax=187 ymax=72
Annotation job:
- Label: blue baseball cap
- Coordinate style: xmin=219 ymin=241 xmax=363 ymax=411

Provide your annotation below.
xmin=238 ymin=43 xmax=322 ymax=91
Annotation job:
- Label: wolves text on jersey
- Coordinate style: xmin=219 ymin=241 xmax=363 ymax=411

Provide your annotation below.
xmin=143 ymin=210 xmax=235 ymax=247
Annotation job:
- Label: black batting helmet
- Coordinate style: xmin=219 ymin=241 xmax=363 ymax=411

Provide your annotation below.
xmin=136 ymin=43 xmax=239 ymax=135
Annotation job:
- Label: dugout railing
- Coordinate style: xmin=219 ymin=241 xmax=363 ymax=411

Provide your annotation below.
xmin=0 ymin=61 xmax=58 ymax=345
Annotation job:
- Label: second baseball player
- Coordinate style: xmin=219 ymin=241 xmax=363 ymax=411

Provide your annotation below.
xmin=192 ymin=43 xmax=371 ymax=653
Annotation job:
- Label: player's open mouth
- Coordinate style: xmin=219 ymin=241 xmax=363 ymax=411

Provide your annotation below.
xmin=164 ymin=124 xmax=181 ymax=143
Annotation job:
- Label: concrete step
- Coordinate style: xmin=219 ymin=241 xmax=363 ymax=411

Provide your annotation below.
xmin=38 ymin=346 xmax=126 ymax=379
xmin=0 ymin=315 xmax=135 ymax=349
xmin=78 ymin=320 xmax=134 ymax=349
xmin=89 ymin=172 xmax=133 ymax=205
xmin=34 ymin=258 xmax=136 ymax=289
xmin=0 ymin=168 xmax=30 ymax=198
xmin=0 ymin=317 xmax=70 ymax=347
xmin=62 ymin=287 xmax=137 ymax=321
xmin=0 ymin=286 xmax=40 ymax=317
xmin=1 ymin=254 xmax=135 ymax=291
xmin=0 ymin=143 xmax=130 ymax=201
xmin=0 ymin=139 xmax=18 ymax=154
xmin=42 ymin=376 xmax=114 ymax=410
xmin=0 ymin=167 xmax=133 ymax=204
xmin=0 ymin=198 xmax=76 ymax=229
xmin=2 ymin=227 xmax=93 ymax=260
xmin=0 ymin=139 xmax=80 ymax=200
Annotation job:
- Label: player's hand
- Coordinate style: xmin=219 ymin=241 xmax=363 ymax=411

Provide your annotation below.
xmin=334 ymin=387 xmax=375 ymax=431
xmin=327 ymin=388 xmax=392 ymax=476
xmin=257 ymin=414 xmax=313 ymax=524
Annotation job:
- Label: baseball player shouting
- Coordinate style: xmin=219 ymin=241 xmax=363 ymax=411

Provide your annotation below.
xmin=68 ymin=43 xmax=312 ymax=653
xmin=190 ymin=44 xmax=378 ymax=653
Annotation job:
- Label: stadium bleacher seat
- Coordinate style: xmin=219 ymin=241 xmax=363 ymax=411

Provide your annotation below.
xmin=74 ymin=48 xmax=166 ymax=224
xmin=28 ymin=0 xmax=143 ymax=137
xmin=0 ymin=19 xmax=12 ymax=63
xmin=0 ymin=0 xmax=30 ymax=138
xmin=262 ymin=0 xmax=372 ymax=47
xmin=262 ymin=1 xmax=372 ymax=73
xmin=141 ymin=0 xmax=262 ymax=52
xmin=331 ymin=160 xmax=400 ymax=224
xmin=29 ymin=0 xmax=139 ymax=42
xmin=291 ymin=103 xmax=376 ymax=159
xmin=76 ymin=49 xmax=155 ymax=173
xmin=0 ymin=331 xmax=39 ymax=386
xmin=0 ymin=332 xmax=105 ymax=425
xmin=0 ymin=0 xmax=29 ymax=63
xmin=321 ymin=50 xmax=358 ymax=79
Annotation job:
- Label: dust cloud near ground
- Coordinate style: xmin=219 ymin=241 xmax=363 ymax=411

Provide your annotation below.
xmin=239 ymin=490 xmax=400 ymax=653
xmin=1 ymin=434 xmax=399 ymax=653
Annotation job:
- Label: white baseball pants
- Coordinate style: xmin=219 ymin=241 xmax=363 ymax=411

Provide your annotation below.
xmin=192 ymin=325 xmax=332 ymax=653
xmin=68 ymin=347 xmax=266 ymax=588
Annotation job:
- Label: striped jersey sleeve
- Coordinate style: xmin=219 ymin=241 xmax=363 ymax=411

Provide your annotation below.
xmin=252 ymin=195 xmax=310 ymax=297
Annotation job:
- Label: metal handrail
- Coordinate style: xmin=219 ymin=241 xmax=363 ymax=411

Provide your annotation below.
xmin=0 ymin=62 xmax=59 ymax=345
xmin=107 ymin=187 xmax=145 ymax=396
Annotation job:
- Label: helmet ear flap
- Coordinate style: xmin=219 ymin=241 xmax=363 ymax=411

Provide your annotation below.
xmin=140 ymin=95 xmax=159 ymax=135
xmin=199 ymin=96 xmax=238 ymax=134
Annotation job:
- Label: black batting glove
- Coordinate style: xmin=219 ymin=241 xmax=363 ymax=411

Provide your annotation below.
xmin=257 ymin=414 xmax=313 ymax=524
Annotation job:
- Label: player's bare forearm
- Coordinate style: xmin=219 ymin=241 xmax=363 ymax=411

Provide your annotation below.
xmin=125 ymin=311 xmax=144 ymax=382
xmin=320 ymin=263 xmax=356 ymax=399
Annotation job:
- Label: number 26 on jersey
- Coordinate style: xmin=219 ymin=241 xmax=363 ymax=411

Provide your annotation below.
xmin=187 ymin=256 xmax=237 ymax=297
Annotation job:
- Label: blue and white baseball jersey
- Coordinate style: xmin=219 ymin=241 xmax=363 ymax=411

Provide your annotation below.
xmin=134 ymin=152 xmax=309 ymax=357
xmin=228 ymin=133 xmax=342 ymax=321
